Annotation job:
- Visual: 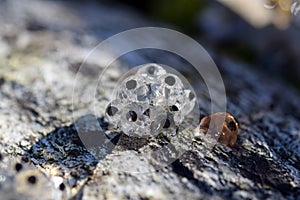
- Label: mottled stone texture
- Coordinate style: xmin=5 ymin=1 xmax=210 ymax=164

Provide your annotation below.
xmin=0 ymin=0 xmax=299 ymax=200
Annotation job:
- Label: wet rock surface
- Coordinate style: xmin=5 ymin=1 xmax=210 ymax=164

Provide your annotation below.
xmin=0 ymin=0 xmax=299 ymax=199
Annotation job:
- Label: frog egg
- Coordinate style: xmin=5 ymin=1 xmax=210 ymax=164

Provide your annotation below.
xmin=116 ymin=75 xmax=151 ymax=104
xmin=162 ymin=87 xmax=187 ymax=124
xmin=137 ymin=64 xmax=167 ymax=81
xmin=136 ymin=83 xmax=151 ymax=102
xmin=119 ymin=102 xmax=151 ymax=136
xmin=181 ymin=89 xmax=196 ymax=115
xmin=105 ymin=99 xmax=122 ymax=127
xmin=149 ymin=106 xmax=168 ymax=134
xmin=156 ymin=111 xmax=177 ymax=135
xmin=161 ymin=73 xmax=184 ymax=90
xmin=148 ymin=82 xmax=168 ymax=107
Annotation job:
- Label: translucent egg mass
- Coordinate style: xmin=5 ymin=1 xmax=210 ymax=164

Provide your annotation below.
xmin=105 ymin=64 xmax=197 ymax=137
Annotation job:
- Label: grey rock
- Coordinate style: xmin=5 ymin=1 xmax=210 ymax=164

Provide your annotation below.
xmin=0 ymin=0 xmax=299 ymax=200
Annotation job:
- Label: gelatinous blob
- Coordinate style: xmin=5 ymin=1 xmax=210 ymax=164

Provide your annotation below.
xmin=106 ymin=105 xmax=118 ymax=117
xmin=105 ymin=100 xmax=122 ymax=127
xmin=137 ymin=64 xmax=167 ymax=79
xmin=199 ymin=112 xmax=238 ymax=148
xmin=27 ymin=175 xmax=37 ymax=184
xmin=106 ymin=64 xmax=197 ymax=137
xmin=126 ymin=111 xmax=138 ymax=122
xmin=169 ymin=105 xmax=179 ymax=112
xmin=163 ymin=119 xmax=171 ymax=128
xmin=126 ymin=79 xmax=137 ymax=90
xmin=165 ymin=76 xmax=176 ymax=86
xmin=189 ymin=91 xmax=195 ymax=100
xmin=148 ymin=66 xmax=156 ymax=74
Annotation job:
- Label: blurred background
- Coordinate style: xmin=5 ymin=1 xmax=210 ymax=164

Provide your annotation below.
xmin=1 ymin=0 xmax=300 ymax=87
xmin=102 ymin=0 xmax=300 ymax=88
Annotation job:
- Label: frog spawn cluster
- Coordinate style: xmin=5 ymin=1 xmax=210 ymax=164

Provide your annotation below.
xmin=105 ymin=64 xmax=196 ymax=137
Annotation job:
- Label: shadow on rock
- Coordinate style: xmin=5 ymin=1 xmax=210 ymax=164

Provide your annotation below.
xmin=24 ymin=115 xmax=118 ymax=188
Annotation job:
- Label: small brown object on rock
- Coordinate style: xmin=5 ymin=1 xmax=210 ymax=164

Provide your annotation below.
xmin=200 ymin=112 xmax=238 ymax=148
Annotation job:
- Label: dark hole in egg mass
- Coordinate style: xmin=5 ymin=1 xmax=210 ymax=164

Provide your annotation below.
xmin=106 ymin=105 xmax=118 ymax=116
xmin=143 ymin=108 xmax=150 ymax=117
xmin=227 ymin=120 xmax=237 ymax=131
xmin=27 ymin=175 xmax=37 ymax=184
xmin=126 ymin=79 xmax=137 ymax=90
xmin=15 ymin=163 xmax=23 ymax=172
xmin=148 ymin=66 xmax=156 ymax=75
xmin=59 ymin=183 xmax=66 ymax=191
xmin=189 ymin=91 xmax=195 ymax=100
xmin=170 ymin=105 xmax=179 ymax=112
xmin=126 ymin=111 xmax=138 ymax=122
xmin=21 ymin=156 xmax=29 ymax=163
xmin=165 ymin=76 xmax=176 ymax=86
xmin=0 ymin=153 xmax=2 ymax=161
xmin=163 ymin=119 xmax=171 ymax=128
